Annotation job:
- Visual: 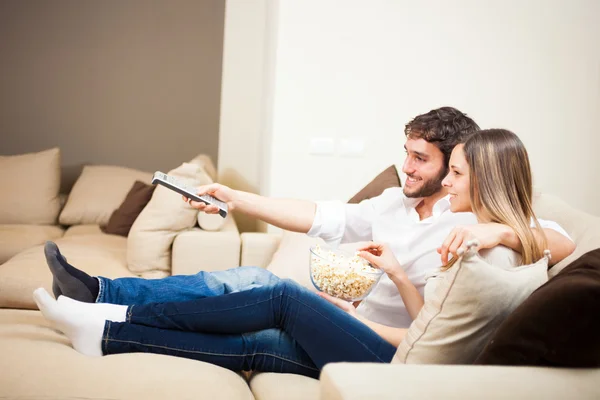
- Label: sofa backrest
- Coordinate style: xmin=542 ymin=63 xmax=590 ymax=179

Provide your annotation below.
xmin=533 ymin=192 xmax=600 ymax=277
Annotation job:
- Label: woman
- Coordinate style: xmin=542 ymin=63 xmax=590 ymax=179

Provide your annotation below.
xmin=33 ymin=129 xmax=572 ymax=378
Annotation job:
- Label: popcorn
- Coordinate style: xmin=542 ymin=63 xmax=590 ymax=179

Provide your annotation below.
xmin=310 ymin=244 xmax=383 ymax=301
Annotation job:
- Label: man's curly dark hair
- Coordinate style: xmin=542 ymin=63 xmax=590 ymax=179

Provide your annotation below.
xmin=405 ymin=107 xmax=480 ymax=167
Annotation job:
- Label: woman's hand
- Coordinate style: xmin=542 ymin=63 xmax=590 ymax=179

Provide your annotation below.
xmin=316 ymin=292 xmax=358 ymax=318
xmin=356 ymin=242 xmax=407 ymax=282
xmin=438 ymin=223 xmax=513 ymax=264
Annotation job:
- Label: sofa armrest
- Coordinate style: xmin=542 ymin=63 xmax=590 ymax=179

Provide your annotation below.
xmin=240 ymin=232 xmax=281 ymax=268
xmin=320 ymin=363 xmax=600 ymax=400
xmin=171 ymin=214 xmax=240 ymax=275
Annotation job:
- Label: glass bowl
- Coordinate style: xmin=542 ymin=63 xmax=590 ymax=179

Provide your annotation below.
xmin=309 ymin=244 xmax=384 ymax=302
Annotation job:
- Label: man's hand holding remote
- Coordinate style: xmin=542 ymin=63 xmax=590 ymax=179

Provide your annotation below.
xmin=182 ymin=183 xmax=236 ymax=214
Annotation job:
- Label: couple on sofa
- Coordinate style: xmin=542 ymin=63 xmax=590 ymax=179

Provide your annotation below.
xmin=34 ymin=106 xmax=575 ymax=378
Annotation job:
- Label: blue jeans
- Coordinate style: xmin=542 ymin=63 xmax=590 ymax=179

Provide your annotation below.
xmin=102 ymin=280 xmax=396 ymax=377
xmin=97 ymin=266 xmax=280 ymax=305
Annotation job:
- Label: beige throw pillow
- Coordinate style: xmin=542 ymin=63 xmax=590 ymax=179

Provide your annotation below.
xmin=392 ymin=245 xmax=549 ymax=365
xmin=197 ymin=212 xmax=227 ymax=231
xmin=127 ymin=162 xmax=211 ymax=274
xmin=59 ymin=166 xmax=152 ymax=226
xmin=0 ymin=148 xmax=61 ymax=224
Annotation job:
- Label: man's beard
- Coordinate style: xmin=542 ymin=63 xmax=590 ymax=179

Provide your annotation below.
xmin=403 ymin=167 xmax=447 ymax=198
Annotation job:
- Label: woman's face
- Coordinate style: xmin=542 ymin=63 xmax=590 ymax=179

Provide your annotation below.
xmin=442 ymin=144 xmax=472 ymax=213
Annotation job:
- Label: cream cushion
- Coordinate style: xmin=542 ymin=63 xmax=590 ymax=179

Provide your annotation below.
xmin=249 ymin=372 xmax=319 ymax=400
xmin=64 ymin=224 xmax=104 ymax=237
xmin=393 ymin=245 xmax=549 ymax=364
xmin=0 ymin=234 xmax=134 ymax=309
xmin=0 ymin=224 xmax=64 ymax=264
xmin=0 ymin=148 xmax=61 ymax=224
xmin=127 ymin=162 xmax=210 ymax=274
xmin=265 ymin=231 xmax=320 ymax=289
xmin=59 ymin=165 xmax=152 ymax=226
xmin=0 ymin=309 xmax=254 ymax=400
xmin=265 ymin=231 xmax=368 ymax=291
xmin=189 ymin=153 xmax=218 ymax=181
xmin=197 ymin=211 xmax=227 ymax=231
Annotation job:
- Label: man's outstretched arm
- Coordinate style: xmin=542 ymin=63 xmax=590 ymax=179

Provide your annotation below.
xmin=185 ymin=183 xmax=317 ymax=233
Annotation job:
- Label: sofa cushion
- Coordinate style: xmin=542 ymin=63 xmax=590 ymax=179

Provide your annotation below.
xmin=533 ymin=192 xmax=600 ymax=277
xmin=189 ymin=153 xmax=218 ymax=181
xmin=127 ymin=162 xmax=210 ymax=274
xmin=102 ymin=180 xmax=156 ymax=237
xmin=0 ymin=224 xmax=64 ymax=264
xmin=249 ymin=372 xmax=319 ymax=400
xmin=59 ymin=165 xmax=153 ymax=227
xmin=0 ymin=148 xmax=61 ymax=225
xmin=0 ymin=234 xmax=134 ymax=309
xmin=64 ymin=224 xmax=104 ymax=236
xmin=393 ymin=246 xmax=548 ymax=365
xmin=266 ymin=231 xmax=368 ymax=291
xmin=197 ymin=211 xmax=227 ymax=232
xmin=475 ymin=248 xmax=600 ymax=367
xmin=0 ymin=309 xmax=254 ymax=400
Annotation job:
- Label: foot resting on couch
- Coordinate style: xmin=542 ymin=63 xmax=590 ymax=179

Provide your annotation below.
xmin=33 ymin=288 xmax=128 ymax=356
xmin=33 ymin=288 xmax=105 ymax=356
xmin=44 ymin=241 xmax=100 ymax=302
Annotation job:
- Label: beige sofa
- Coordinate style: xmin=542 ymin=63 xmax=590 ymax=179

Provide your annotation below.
xmin=239 ymin=192 xmax=600 ymax=400
xmin=1 ymin=184 xmax=599 ymax=399
xmin=0 ymin=150 xmax=256 ymax=399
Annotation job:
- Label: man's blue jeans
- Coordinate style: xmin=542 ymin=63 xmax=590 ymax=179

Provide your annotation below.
xmin=97 ymin=266 xmax=280 ymax=305
xmin=102 ymin=280 xmax=396 ymax=378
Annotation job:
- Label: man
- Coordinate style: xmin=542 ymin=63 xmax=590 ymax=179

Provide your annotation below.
xmin=46 ymin=106 xmax=574 ymax=328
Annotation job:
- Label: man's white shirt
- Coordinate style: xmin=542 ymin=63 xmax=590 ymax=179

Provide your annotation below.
xmin=307 ymin=187 xmax=570 ymax=328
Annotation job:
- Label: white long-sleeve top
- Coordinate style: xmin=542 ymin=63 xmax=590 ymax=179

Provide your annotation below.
xmin=307 ymin=187 xmax=569 ymax=328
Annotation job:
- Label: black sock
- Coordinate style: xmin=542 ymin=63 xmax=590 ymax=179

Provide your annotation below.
xmin=44 ymin=241 xmax=99 ymax=303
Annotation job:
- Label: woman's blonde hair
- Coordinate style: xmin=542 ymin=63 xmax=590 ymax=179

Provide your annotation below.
xmin=444 ymin=129 xmax=547 ymax=269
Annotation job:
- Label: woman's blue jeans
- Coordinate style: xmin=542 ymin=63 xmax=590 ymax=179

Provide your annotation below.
xmin=102 ymin=280 xmax=396 ymax=378
xmin=97 ymin=266 xmax=280 ymax=305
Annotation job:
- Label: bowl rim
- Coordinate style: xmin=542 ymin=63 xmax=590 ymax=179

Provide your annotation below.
xmin=309 ymin=244 xmax=383 ymax=276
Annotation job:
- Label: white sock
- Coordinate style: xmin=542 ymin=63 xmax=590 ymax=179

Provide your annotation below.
xmin=33 ymin=288 xmax=105 ymax=357
xmin=57 ymin=295 xmax=128 ymax=323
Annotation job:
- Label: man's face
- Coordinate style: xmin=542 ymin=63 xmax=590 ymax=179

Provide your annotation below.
xmin=402 ymin=137 xmax=447 ymax=198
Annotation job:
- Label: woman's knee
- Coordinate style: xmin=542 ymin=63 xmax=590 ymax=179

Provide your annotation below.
xmin=275 ymin=279 xmax=304 ymax=296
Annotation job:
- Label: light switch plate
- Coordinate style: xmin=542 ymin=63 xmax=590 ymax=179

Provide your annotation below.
xmin=309 ymin=137 xmax=335 ymax=155
xmin=339 ymin=138 xmax=365 ymax=156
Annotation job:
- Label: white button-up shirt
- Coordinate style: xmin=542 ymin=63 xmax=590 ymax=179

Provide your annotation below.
xmin=307 ymin=187 xmax=569 ymax=328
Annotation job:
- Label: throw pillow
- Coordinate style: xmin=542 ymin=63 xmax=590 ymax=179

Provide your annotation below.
xmin=59 ymin=166 xmax=152 ymax=226
xmin=127 ymin=162 xmax=211 ymax=274
xmin=197 ymin=212 xmax=227 ymax=232
xmin=0 ymin=148 xmax=61 ymax=224
xmin=474 ymin=248 xmax=600 ymax=367
xmin=101 ymin=181 xmax=156 ymax=237
xmin=348 ymin=165 xmax=401 ymax=203
xmin=392 ymin=245 xmax=549 ymax=365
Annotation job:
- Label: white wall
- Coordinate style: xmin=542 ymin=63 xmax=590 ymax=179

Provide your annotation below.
xmin=221 ymin=0 xmax=600 ymax=228
xmin=218 ymin=0 xmax=270 ymax=232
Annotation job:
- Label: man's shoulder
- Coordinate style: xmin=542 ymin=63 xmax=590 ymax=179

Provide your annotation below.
xmin=370 ymin=187 xmax=408 ymax=207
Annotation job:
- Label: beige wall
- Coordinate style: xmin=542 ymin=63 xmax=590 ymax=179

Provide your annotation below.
xmin=219 ymin=0 xmax=600 ymax=225
xmin=0 ymin=0 xmax=224 ymax=193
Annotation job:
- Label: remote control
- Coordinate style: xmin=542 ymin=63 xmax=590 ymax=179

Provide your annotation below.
xmin=151 ymin=171 xmax=228 ymax=218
